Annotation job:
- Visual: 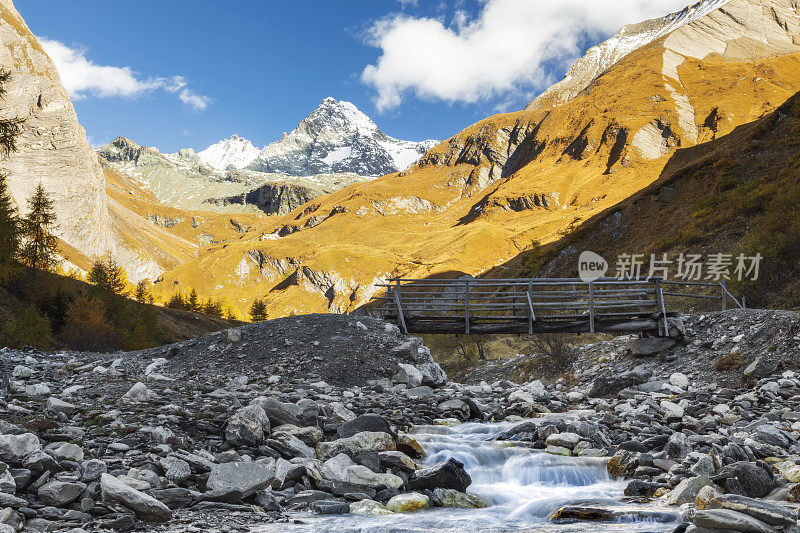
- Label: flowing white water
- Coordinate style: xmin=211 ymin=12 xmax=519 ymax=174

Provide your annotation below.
xmin=256 ymin=418 xmax=679 ymax=532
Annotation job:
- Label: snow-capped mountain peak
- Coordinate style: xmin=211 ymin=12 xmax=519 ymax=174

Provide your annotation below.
xmin=197 ymin=134 xmax=262 ymax=170
xmin=198 ymin=98 xmax=438 ymax=177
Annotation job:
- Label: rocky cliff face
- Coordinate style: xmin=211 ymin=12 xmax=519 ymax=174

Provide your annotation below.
xmin=245 ymin=98 xmax=438 ymax=177
xmin=0 ymin=0 xmax=112 ymax=256
xmin=213 ymin=181 xmax=325 ymax=216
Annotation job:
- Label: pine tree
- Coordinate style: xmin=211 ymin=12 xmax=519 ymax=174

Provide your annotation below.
xmin=249 ymin=299 xmax=268 ymax=322
xmin=187 ymin=288 xmax=199 ymax=311
xmin=20 ymin=184 xmax=58 ymax=272
xmin=106 ymin=259 xmax=128 ymax=296
xmin=87 ymin=259 xmax=109 ymax=290
xmin=0 ymin=173 xmax=20 ymax=276
xmin=134 ymin=280 xmax=151 ymax=304
xmin=0 ymin=69 xmax=23 ymax=159
xmin=0 ymin=69 xmax=25 ymax=280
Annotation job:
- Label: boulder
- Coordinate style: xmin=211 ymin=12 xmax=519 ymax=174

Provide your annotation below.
xmin=433 ymin=488 xmax=487 ymax=508
xmin=322 ymin=453 xmax=354 ymax=483
xmin=667 ymin=476 xmax=710 ymax=505
xmin=206 ymin=461 xmax=275 ymax=498
xmin=386 ymin=492 xmax=429 ymax=512
xmin=38 ymin=480 xmax=87 ymax=507
xmin=669 ymin=372 xmax=689 ymax=389
xmin=407 ymin=458 xmax=471 ymax=493
xmin=250 ymin=396 xmax=301 ymax=427
xmin=225 ymin=405 xmax=270 ymax=447
xmin=316 ymin=432 xmax=396 ymax=461
xmin=46 ymin=397 xmax=76 ymax=416
xmin=347 ymin=465 xmax=403 ymax=489
xmin=630 ymin=337 xmax=675 ymax=356
xmin=0 ymin=433 xmax=40 ymax=461
xmin=393 ymin=364 xmax=423 ymax=388
xmin=665 ymin=432 xmax=692 ymax=460
xmin=100 ymin=473 xmax=171 ymax=522
xmin=712 ymin=462 xmax=773 ymax=498
xmin=120 ymin=382 xmax=153 ymax=403
xmin=337 ymin=414 xmax=394 ymax=440
xmin=53 ymin=442 xmax=83 ymax=462
xmin=269 ymin=431 xmax=315 ymax=459
xmin=545 ymin=433 xmax=581 ymax=450
xmin=349 ymin=499 xmax=393 ymax=516
xmin=693 ymin=509 xmax=774 ymax=533
xmin=706 ymin=493 xmax=798 ymax=528
xmin=160 ymin=456 xmax=191 ymax=484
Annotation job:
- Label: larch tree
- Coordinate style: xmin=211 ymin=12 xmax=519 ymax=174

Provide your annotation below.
xmin=20 ymin=183 xmax=58 ymax=272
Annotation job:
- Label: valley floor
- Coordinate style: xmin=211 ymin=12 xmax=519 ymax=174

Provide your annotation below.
xmin=0 ymin=310 xmax=799 ymax=532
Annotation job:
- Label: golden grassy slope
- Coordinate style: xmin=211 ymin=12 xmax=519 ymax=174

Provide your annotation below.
xmin=150 ymin=41 xmax=800 ymax=318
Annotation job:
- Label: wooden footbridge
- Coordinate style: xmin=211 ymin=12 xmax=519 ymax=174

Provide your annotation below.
xmin=373 ymin=277 xmax=743 ymax=336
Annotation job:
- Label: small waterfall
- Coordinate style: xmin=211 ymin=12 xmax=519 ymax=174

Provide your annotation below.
xmin=255 ymin=418 xmax=679 ymax=532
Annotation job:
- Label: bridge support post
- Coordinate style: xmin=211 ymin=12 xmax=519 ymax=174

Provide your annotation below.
xmin=394 ymin=280 xmax=407 ymax=335
xmin=721 ymin=280 xmax=727 ymax=311
xmin=654 ymin=279 xmax=668 ymax=337
xmin=527 ymin=281 xmax=534 ymax=335
xmin=588 ymin=281 xmax=595 ymax=334
xmin=464 ymin=279 xmax=471 ymax=334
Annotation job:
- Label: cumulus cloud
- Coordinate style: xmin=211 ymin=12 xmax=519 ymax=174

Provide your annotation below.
xmin=362 ymin=0 xmax=693 ymax=110
xmin=39 ymin=38 xmax=211 ymax=111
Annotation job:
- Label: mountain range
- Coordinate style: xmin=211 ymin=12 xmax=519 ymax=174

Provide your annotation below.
xmin=2 ymin=0 xmax=800 ymax=316
xmin=198 ymin=97 xmax=438 ymax=177
xmin=95 ymin=98 xmax=436 ymax=217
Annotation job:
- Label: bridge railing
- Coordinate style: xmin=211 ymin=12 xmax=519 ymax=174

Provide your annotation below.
xmin=373 ymin=277 xmax=741 ymax=335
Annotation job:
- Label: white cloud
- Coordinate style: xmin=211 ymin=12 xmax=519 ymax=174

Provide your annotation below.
xmin=39 ymin=38 xmax=211 ymax=111
xmin=362 ymin=0 xmax=693 ymax=110
xmin=177 ymin=89 xmax=211 ymax=112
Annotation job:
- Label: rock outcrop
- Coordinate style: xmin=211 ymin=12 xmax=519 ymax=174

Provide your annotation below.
xmin=0 ymin=0 xmax=112 ymax=255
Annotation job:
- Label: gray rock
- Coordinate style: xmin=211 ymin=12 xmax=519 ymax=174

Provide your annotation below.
xmin=250 ymin=396 xmax=301 ymax=426
xmin=81 ymin=459 xmax=107 ymax=482
xmin=38 ymin=480 xmax=87 ymax=507
xmin=0 ymin=433 xmax=40 ymax=461
xmin=225 ymin=405 xmax=271 ymax=447
xmin=394 ymin=363 xmax=423 ymax=388
xmin=630 ymin=337 xmax=676 ymax=356
xmin=206 ymin=461 xmax=274 ymax=498
xmin=667 ymin=476 xmax=710 ymax=505
xmin=693 ymin=509 xmax=774 ymax=533
xmin=256 ymin=489 xmax=281 ymax=511
xmin=712 ymin=462 xmax=773 ymax=498
xmin=707 ymin=493 xmax=799 ymax=527
xmin=337 ymin=414 xmax=394 ymax=440
xmin=160 ymin=456 xmax=191 ymax=484
xmin=100 ymin=473 xmax=171 ymax=522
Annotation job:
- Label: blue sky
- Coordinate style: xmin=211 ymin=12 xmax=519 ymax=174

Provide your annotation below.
xmin=19 ymin=0 xmax=691 ymax=153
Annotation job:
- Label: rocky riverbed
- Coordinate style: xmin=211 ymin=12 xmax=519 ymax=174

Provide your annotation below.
xmin=0 ymin=310 xmax=799 ymax=532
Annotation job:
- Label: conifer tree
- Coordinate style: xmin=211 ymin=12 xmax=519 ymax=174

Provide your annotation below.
xmin=0 ymin=174 xmax=20 ymax=275
xmin=20 ymin=184 xmax=58 ymax=272
xmin=188 ymin=288 xmax=199 ymax=311
xmin=87 ymin=259 xmax=109 ymax=289
xmin=249 ymin=299 xmax=268 ymax=322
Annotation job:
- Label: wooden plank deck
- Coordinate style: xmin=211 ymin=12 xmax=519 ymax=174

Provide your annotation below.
xmin=372 ymin=277 xmax=740 ymax=336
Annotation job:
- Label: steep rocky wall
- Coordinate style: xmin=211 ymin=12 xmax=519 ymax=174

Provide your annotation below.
xmin=0 ymin=0 xmax=112 ymax=256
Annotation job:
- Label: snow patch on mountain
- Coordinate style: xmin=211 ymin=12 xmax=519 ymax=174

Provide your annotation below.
xmin=198 ymin=135 xmax=262 ymax=170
